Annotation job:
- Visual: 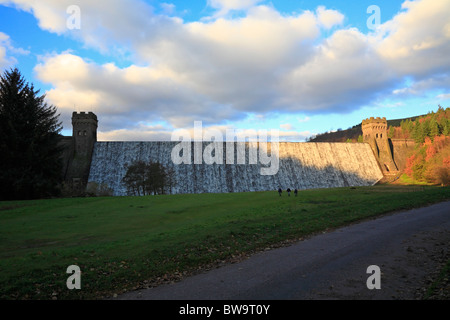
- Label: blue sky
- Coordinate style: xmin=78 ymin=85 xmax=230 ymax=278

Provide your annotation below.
xmin=0 ymin=0 xmax=449 ymax=140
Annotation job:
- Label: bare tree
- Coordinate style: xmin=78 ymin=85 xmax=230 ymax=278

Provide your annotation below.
xmin=122 ymin=160 xmax=175 ymax=196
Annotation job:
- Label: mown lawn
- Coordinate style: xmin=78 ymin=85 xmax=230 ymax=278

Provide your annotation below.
xmin=0 ymin=185 xmax=449 ymax=299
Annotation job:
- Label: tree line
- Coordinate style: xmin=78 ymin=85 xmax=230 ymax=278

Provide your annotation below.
xmin=388 ymin=106 xmax=450 ymax=143
xmin=122 ymin=160 xmax=176 ymax=196
xmin=397 ymin=106 xmax=450 ymax=186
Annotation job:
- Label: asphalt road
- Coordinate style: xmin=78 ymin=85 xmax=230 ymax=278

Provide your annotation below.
xmin=117 ymin=201 xmax=450 ymax=300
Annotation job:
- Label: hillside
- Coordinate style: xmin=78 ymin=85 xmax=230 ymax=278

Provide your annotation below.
xmin=398 ymin=106 xmax=450 ymax=186
xmin=308 ymin=115 xmax=423 ymax=143
xmin=308 ymin=106 xmax=450 ymax=186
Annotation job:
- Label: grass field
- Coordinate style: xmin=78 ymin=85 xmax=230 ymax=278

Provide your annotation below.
xmin=0 ymin=185 xmax=449 ymax=300
xmin=397 ymin=174 xmax=431 ymax=185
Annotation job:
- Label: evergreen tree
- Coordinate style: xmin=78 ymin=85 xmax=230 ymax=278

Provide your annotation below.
xmin=400 ymin=120 xmax=406 ymax=131
xmin=412 ymin=122 xmax=424 ymax=143
xmin=0 ymin=68 xmax=63 ymax=200
xmin=401 ymin=119 xmax=413 ymax=138
xmin=429 ymin=120 xmax=440 ymax=138
xmin=357 ymin=135 xmax=364 ymax=143
xmin=422 ymin=118 xmax=431 ymax=139
xmin=388 ymin=126 xmax=395 ymax=139
xmin=443 ymin=121 xmax=450 ymax=136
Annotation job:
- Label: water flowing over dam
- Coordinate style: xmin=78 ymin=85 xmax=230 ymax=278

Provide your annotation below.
xmin=87 ymin=142 xmax=383 ymax=196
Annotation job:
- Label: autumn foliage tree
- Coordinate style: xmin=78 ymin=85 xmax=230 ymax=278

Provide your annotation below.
xmin=389 ymin=105 xmax=450 ymax=142
xmin=401 ymin=107 xmax=450 ymax=186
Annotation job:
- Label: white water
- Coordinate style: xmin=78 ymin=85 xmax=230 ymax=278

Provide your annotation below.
xmin=88 ymin=142 xmax=383 ymax=196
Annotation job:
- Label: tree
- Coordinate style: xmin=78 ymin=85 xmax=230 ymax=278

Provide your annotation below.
xmin=429 ymin=120 xmax=440 ymax=139
xmin=422 ymin=119 xmax=432 ymax=140
xmin=443 ymin=121 xmax=450 ymax=136
xmin=400 ymin=119 xmax=413 ymax=138
xmin=357 ymin=135 xmax=364 ymax=143
xmin=122 ymin=160 xmax=176 ymax=196
xmin=412 ymin=122 xmax=425 ymax=143
xmin=388 ymin=126 xmax=395 ymax=139
xmin=0 ymin=68 xmax=63 ymax=200
xmin=122 ymin=161 xmax=147 ymax=196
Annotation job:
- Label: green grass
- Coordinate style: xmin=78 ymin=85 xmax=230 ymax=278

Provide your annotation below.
xmin=398 ymin=173 xmax=431 ymax=185
xmin=0 ymin=185 xmax=449 ymax=300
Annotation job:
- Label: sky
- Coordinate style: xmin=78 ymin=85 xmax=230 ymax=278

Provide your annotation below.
xmin=0 ymin=0 xmax=449 ymax=141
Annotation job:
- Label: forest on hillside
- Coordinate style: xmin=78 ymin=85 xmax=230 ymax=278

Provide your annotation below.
xmin=397 ymin=106 xmax=450 ymax=186
xmin=308 ymin=116 xmax=423 ymax=143
xmin=388 ymin=106 xmax=450 ymax=141
xmin=308 ymin=106 xmax=450 ymax=185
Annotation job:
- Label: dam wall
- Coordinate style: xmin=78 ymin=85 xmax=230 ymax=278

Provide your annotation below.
xmin=87 ymin=142 xmax=384 ymax=196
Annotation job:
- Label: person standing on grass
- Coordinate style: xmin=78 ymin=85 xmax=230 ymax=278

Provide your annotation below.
xmin=287 ymin=188 xmax=291 ymax=197
xmin=278 ymin=188 xmax=282 ymax=197
xmin=294 ymin=189 xmax=298 ymax=197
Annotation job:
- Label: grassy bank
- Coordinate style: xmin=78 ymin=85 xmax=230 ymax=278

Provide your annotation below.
xmin=396 ymin=173 xmax=432 ymax=185
xmin=0 ymin=185 xmax=449 ymax=299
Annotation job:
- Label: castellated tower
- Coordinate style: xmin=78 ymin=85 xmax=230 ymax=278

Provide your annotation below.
xmin=362 ymin=117 xmax=398 ymax=175
xmin=72 ymin=111 xmax=98 ymax=156
xmin=65 ymin=112 xmax=98 ymax=191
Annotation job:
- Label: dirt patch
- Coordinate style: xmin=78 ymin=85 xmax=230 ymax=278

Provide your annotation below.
xmin=381 ymin=229 xmax=449 ymax=300
xmin=312 ymin=228 xmax=450 ymax=300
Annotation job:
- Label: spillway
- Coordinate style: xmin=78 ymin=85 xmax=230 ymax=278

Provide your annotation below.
xmin=87 ymin=142 xmax=383 ymax=196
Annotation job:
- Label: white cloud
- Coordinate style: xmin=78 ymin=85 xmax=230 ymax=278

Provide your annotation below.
xmin=375 ymin=0 xmax=450 ymax=77
xmin=2 ymin=0 xmax=449 ymax=139
xmin=208 ymin=0 xmax=263 ymax=10
xmin=316 ymin=6 xmax=344 ymax=29
xmin=160 ymin=3 xmax=176 ymax=15
xmin=0 ymin=0 xmax=158 ymax=54
xmin=98 ymin=124 xmax=173 ymax=141
xmin=32 ymin=4 xmax=329 ymax=133
xmin=98 ymin=122 xmax=310 ymax=142
xmin=0 ymin=33 xmax=12 ymax=70
xmin=0 ymin=0 xmax=79 ymax=34
xmin=0 ymin=31 xmax=30 ymax=71
xmin=277 ymin=131 xmax=311 ymax=142
xmin=393 ymin=87 xmax=417 ymax=96
xmin=436 ymin=93 xmax=450 ymax=100
xmin=297 ymin=117 xmax=311 ymax=123
xmin=207 ymin=0 xmax=264 ymax=18
xmin=392 ymin=75 xmax=450 ymax=98
xmin=34 ymin=52 xmax=244 ymax=132
xmin=280 ymin=123 xmax=294 ymax=131
xmin=280 ymin=28 xmax=396 ymax=112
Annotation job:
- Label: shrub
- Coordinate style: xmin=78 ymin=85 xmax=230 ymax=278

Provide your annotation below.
xmin=435 ymin=167 xmax=450 ymax=186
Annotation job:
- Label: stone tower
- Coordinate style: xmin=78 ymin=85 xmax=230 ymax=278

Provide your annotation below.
xmin=362 ymin=117 xmax=398 ymax=175
xmin=72 ymin=111 xmax=98 ymax=157
xmin=65 ymin=112 xmax=98 ymax=191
